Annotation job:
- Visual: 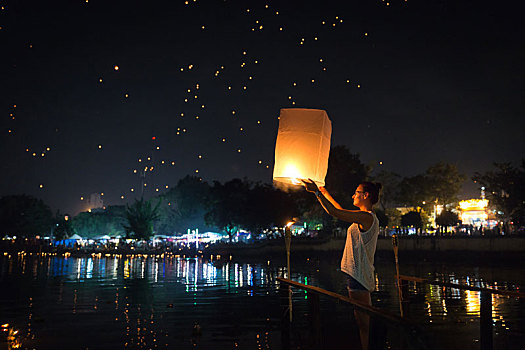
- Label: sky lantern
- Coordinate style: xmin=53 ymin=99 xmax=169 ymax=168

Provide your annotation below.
xmin=273 ymin=108 xmax=332 ymax=187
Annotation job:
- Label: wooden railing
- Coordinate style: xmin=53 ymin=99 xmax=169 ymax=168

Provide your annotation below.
xmin=398 ymin=275 xmax=525 ymax=350
xmin=277 ymin=277 xmax=428 ymax=349
xmin=278 ymin=276 xmax=523 ymax=350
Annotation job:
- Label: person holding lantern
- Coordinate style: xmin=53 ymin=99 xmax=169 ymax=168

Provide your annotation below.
xmin=302 ymin=179 xmax=382 ymax=350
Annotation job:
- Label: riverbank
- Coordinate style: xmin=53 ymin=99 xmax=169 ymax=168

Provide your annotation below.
xmin=205 ymin=236 xmax=525 ymax=263
xmin=2 ymin=236 xmax=524 ymax=262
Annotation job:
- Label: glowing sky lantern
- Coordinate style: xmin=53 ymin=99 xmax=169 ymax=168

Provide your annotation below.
xmin=273 ymin=108 xmax=331 ymax=187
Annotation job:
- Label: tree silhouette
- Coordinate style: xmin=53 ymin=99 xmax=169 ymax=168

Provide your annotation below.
xmin=72 ymin=205 xmax=126 ymax=238
xmin=396 ymin=162 xmax=465 ymax=210
xmin=325 ymin=145 xmax=369 ymax=209
xmin=124 ymin=198 xmax=161 ymax=240
xmin=204 ymin=179 xmax=250 ymax=243
xmin=435 ymin=210 xmax=459 ymax=234
xmin=243 ymin=182 xmax=297 ymax=235
xmin=0 ymin=195 xmax=53 ymax=237
xmin=311 ymin=145 xmax=370 ymax=234
xmin=397 ymin=175 xmax=429 ymax=208
xmin=425 ymin=162 xmax=466 ymax=208
xmin=54 ymin=211 xmax=75 ymax=240
xmin=372 ymin=170 xmax=401 ymax=210
xmin=400 ymin=211 xmax=422 ymax=235
xmin=375 ymin=209 xmax=389 ymax=228
xmin=205 ymin=179 xmax=299 ymax=241
xmin=473 ymin=160 xmax=525 ymax=226
xmin=156 ymin=176 xmax=210 ymax=233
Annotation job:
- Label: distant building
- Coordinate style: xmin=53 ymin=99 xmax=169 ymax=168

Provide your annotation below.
xmin=459 ymin=199 xmax=488 ymax=226
xmin=458 ymin=199 xmax=497 ymax=229
xmin=86 ymin=193 xmax=103 ymax=212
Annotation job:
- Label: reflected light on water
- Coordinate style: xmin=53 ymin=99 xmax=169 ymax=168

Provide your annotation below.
xmin=124 ymin=258 xmax=130 ymax=279
xmin=464 ymin=290 xmax=480 ymax=315
xmin=0 ymin=254 xmax=523 ymax=349
xmin=441 ymin=299 xmax=447 ymax=316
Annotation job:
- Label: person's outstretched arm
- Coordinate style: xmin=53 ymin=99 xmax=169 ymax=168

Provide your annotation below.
xmin=303 ymin=179 xmax=373 ymax=230
xmin=318 ymin=187 xmax=343 ymax=209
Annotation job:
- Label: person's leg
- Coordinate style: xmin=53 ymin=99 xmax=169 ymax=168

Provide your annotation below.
xmin=349 ymin=290 xmax=371 ymax=350
xmin=346 ymin=275 xmax=371 ymax=350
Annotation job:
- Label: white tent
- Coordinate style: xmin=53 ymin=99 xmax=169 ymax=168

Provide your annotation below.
xmin=68 ymin=233 xmax=83 ymax=240
xmin=95 ymin=235 xmax=111 ymax=240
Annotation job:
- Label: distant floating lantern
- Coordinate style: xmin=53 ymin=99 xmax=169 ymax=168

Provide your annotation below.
xmin=273 ymin=108 xmax=332 ymax=187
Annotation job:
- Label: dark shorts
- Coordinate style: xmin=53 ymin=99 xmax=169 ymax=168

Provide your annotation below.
xmin=345 ymin=273 xmax=367 ymax=291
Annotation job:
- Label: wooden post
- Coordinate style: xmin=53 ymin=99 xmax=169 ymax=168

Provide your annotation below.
xmin=392 ymin=234 xmax=404 ymax=317
xmin=285 ymin=225 xmax=292 ymax=279
xmin=284 ymin=224 xmax=293 ymax=322
xmin=308 ymin=292 xmax=321 ymax=348
xmin=400 ymin=279 xmax=410 ymax=317
xmin=280 ymin=284 xmax=291 ymax=350
xmin=480 ymin=291 xmax=493 ymax=350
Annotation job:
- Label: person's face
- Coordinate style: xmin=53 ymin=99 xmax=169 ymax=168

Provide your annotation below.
xmin=352 ymin=185 xmax=368 ymax=207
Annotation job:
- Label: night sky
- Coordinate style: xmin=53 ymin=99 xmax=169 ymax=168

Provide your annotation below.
xmin=1 ymin=0 xmax=524 ymax=214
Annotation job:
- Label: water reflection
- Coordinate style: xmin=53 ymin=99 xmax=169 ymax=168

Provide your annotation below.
xmin=0 ymin=254 xmax=523 ymax=349
xmin=1 ymin=255 xmax=290 ymax=348
xmin=465 ymin=290 xmax=480 ymax=315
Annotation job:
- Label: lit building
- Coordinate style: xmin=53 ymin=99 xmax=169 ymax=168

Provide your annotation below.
xmin=458 ymin=199 xmax=489 ymax=227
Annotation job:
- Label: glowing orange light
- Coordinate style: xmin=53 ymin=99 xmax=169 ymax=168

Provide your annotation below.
xmin=459 ymin=199 xmax=488 ymax=211
xmin=273 ymin=109 xmax=332 ymax=187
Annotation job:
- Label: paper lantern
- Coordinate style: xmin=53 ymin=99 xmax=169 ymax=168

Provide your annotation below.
xmin=273 ymin=108 xmax=332 ymax=187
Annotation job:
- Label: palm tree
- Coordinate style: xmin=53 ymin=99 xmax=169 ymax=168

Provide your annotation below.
xmin=124 ymin=197 xmax=161 ymax=240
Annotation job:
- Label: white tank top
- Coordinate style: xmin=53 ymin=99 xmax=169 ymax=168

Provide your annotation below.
xmin=340 ymin=212 xmax=379 ymax=291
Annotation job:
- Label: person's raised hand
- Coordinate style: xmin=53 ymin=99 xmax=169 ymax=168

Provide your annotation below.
xmin=301 ymin=179 xmax=319 ymax=193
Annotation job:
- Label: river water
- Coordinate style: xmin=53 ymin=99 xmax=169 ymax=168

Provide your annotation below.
xmin=0 ymin=252 xmax=523 ymax=349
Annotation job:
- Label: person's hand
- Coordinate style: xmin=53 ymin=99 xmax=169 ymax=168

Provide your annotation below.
xmin=301 ymin=179 xmax=319 ymax=193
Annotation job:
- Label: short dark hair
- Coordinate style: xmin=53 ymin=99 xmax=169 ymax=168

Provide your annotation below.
xmin=360 ymin=181 xmax=382 ymax=205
